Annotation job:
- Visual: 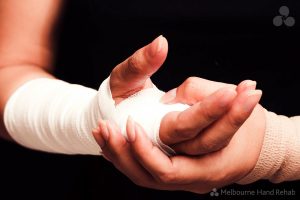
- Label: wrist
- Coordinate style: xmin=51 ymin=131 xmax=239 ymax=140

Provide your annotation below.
xmin=238 ymin=104 xmax=266 ymax=181
xmin=238 ymin=107 xmax=291 ymax=184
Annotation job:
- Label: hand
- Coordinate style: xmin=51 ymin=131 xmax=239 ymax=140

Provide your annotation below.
xmin=92 ymin=100 xmax=266 ymax=193
xmin=108 ymin=36 xmax=260 ymax=155
xmin=92 ymin=75 xmax=264 ymax=192
xmin=159 ymin=77 xmax=262 ymax=155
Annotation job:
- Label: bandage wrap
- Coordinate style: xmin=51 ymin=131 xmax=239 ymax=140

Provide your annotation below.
xmin=99 ymin=77 xmax=189 ymax=154
xmin=4 ymin=77 xmax=189 ymax=155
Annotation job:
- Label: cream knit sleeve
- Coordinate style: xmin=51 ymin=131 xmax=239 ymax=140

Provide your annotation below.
xmin=238 ymin=109 xmax=300 ymax=184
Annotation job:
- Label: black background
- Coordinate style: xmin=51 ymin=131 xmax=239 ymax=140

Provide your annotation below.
xmin=1 ymin=0 xmax=300 ymax=199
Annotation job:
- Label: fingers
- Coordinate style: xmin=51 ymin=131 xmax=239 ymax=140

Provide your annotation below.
xmin=161 ymin=77 xmax=236 ymax=105
xmin=128 ymin=119 xmax=224 ymax=186
xmin=126 ymin=118 xmax=180 ymax=184
xmin=110 ymin=35 xmax=168 ymax=101
xmin=173 ymin=89 xmax=262 ymax=155
xmin=159 ymin=87 xmax=237 ymax=145
xmin=94 ymin=119 xmax=183 ymax=190
xmin=161 ymin=78 xmax=257 ymax=105
xmin=93 ymin=119 xmax=235 ymax=191
xmin=236 ymin=80 xmax=256 ymax=93
xmin=93 ymin=120 xmax=156 ymax=188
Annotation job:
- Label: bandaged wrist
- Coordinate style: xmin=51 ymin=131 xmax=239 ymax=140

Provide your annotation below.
xmin=4 ymin=77 xmax=188 ymax=155
xmin=238 ymin=109 xmax=300 ymax=184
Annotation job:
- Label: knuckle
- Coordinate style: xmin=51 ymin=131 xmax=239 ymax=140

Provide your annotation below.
xmin=174 ymin=115 xmax=194 ymax=139
xmin=196 ymin=139 xmax=220 ymax=154
xmin=201 ymin=104 xmax=218 ymax=122
xmin=157 ymin=169 xmax=178 ymax=184
xmin=126 ymin=55 xmax=141 ymax=74
xmin=184 ymin=77 xmax=198 ymax=86
xmin=221 ymin=137 xmax=231 ymax=147
xmin=207 ymin=138 xmax=231 ymax=153
xmin=197 ymin=141 xmax=213 ymax=154
xmin=228 ymin=112 xmax=245 ymax=129
xmin=184 ymin=146 xmax=201 ymax=156
xmin=176 ymin=77 xmax=199 ymax=103
xmin=227 ymin=83 xmax=237 ymax=89
xmin=208 ymin=142 xmax=223 ymax=152
xmin=174 ymin=115 xmax=185 ymax=133
xmin=184 ymin=77 xmax=197 ymax=92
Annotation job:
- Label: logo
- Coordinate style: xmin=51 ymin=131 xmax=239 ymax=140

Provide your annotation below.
xmin=210 ymin=188 xmax=219 ymax=197
xmin=209 ymin=188 xmax=296 ymax=197
xmin=273 ymin=6 xmax=295 ymax=27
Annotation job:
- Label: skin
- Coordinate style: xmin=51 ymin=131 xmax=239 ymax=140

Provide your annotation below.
xmin=93 ymin=80 xmax=266 ymax=193
xmin=0 ymin=0 xmax=266 ymax=194
xmin=0 ymin=0 xmax=61 ymax=140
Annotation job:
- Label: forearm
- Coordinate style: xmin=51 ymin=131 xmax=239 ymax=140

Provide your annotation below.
xmin=0 ymin=65 xmax=54 ymax=141
xmin=3 ymin=71 xmax=189 ymax=155
xmin=0 ymin=0 xmax=63 ymax=140
xmin=239 ymin=109 xmax=300 ymax=183
xmin=2 ymin=69 xmax=102 ymax=154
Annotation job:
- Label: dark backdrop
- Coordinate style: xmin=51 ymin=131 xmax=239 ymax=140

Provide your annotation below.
xmin=1 ymin=0 xmax=300 ymax=199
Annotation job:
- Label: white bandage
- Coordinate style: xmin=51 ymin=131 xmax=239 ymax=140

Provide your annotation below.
xmin=4 ymin=77 xmax=189 ymax=155
xmin=4 ymin=78 xmax=101 ymax=155
xmin=98 ymin=77 xmax=189 ymax=154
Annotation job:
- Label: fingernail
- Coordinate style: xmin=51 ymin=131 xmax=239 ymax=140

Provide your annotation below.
xmin=134 ymin=123 xmax=147 ymax=141
xmin=244 ymin=90 xmax=262 ymax=111
xmin=243 ymin=80 xmax=257 ymax=90
xmin=96 ymin=123 xmax=106 ymax=149
xmin=149 ymin=35 xmax=165 ymax=57
xmin=100 ymin=120 xmax=110 ymax=141
xmin=97 ymin=135 xmax=106 ymax=149
xmin=127 ymin=116 xmax=136 ymax=142
xmin=160 ymin=88 xmax=177 ymax=104
xmin=92 ymin=128 xmax=98 ymax=135
xmin=219 ymin=88 xmax=237 ymax=107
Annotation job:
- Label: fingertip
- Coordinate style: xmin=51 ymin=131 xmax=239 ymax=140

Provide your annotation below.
xmin=92 ymin=126 xmax=100 ymax=134
xmin=126 ymin=116 xmax=136 ymax=142
xmin=247 ymin=89 xmax=262 ymax=102
xmin=237 ymin=80 xmax=257 ymax=93
xmin=240 ymin=89 xmax=262 ymax=113
xmin=133 ymin=122 xmax=152 ymax=149
xmin=147 ymin=35 xmax=168 ymax=65
xmin=92 ymin=123 xmax=106 ymax=149
xmin=100 ymin=120 xmax=110 ymax=141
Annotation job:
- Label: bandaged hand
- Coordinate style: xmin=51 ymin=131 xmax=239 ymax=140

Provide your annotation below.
xmin=4 ymin=35 xmax=180 ymax=155
xmin=3 ymin=35 xmax=259 ymax=158
xmin=93 ymin=35 xmax=261 ymax=157
xmin=93 ymin=77 xmax=264 ymax=193
xmin=3 ymin=36 xmax=214 ymax=155
xmin=94 ymin=36 xmax=259 ymax=156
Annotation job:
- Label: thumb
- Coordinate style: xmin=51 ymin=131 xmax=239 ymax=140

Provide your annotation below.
xmin=110 ymin=35 xmax=168 ymax=101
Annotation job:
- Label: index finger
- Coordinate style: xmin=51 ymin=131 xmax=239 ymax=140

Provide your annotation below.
xmin=159 ymin=87 xmax=237 ymax=145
